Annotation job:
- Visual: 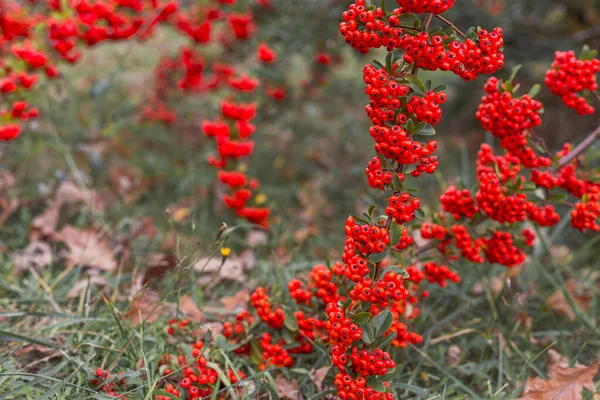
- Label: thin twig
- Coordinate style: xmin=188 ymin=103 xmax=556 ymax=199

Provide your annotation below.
xmin=556 ymin=124 xmax=600 ymax=169
xmin=435 ymin=15 xmax=466 ymax=38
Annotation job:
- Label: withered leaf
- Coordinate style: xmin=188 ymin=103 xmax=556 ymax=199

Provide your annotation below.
xmin=54 ymin=225 xmax=117 ymax=272
xmin=520 ymin=362 xmax=599 ymax=400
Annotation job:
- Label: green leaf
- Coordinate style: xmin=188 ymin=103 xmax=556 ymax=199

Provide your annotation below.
xmin=547 ymin=192 xmax=569 ymax=203
xmin=405 ymin=74 xmax=426 ymax=93
xmin=508 ymin=64 xmax=522 ymax=82
xmin=369 ymin=249 xmax=389 ymax=264
xmin=283 ymin=309 xmax=299 ymax=331
xmin=432 ymin=84 xmax=448 ymax=92
xmin=366 ymin=376 xmax=386 ymax=392
xmin=350 ymin=213 xmax=370 ymax=224
xmin=368 ymin=204 xmax=377 ymax=218
xmin=352 ymin=312 xmax=372 ymax=325
xmin=528 ymin=84 xmax=541 ymax=98
xmin=362 ymin=323 xmax=375 ymax=344
xmin=415 ymin=123 xmax=436 ymax=136
xmin=392 ymin=174 xmax=403 ymax=191
xmin=385 ymin=263 xmax=408 ymax=276
xmin=372 ymin=60 xmax=385 ymax=69
xmin=406 ymin=118 xmax=415 ymax=134
xmin=406 ymin=187 xmax=419 ymax=195
xmin=378 ymin=331 xmax=398 ymax=349
xmin=390 ymin=222 xmax=402 ymax=246
xmin=385 ymin=52 xmax=393 ymax=73
xmin=215 ymin=334 xmax=241 ymax=351
xmin=371 ymin=310 xmax=394 ymax=337
xmin=341 ymin=298 xmax=353 ymax=311
xmin=414 ymin=208 xmax=425 ymax=220
xmin=504 ymin=80 xmax=513 ymax=94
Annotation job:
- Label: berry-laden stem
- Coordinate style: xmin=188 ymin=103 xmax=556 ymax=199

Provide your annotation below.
xmin=556 ymin=124 xmax=600 ymax=169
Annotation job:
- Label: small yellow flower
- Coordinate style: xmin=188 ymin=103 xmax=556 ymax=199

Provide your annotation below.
xmin=255 ymin=193 xmax=267 ymax=205
xmin=221 ymin=247 xmax=231 ymax=257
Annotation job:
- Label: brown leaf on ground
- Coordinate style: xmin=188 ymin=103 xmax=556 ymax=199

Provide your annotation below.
xmin=220 ymin=289 xmax=250 ymax=311
xmin=30 ymin=181 xmax=104 ymax=239
xmin=179 ymin=295 xmax=206 ymax=322
xmin=310 ymin=366 xmax=331 ymax=392
xmin=275 ymin=376 xmax=303 ymax=400
xmin=54 ymin=225 xmax=117 ymax=272
xmin=109 ymin=165 xmax=149 ymax=205
xmin=13 ymin=241 xmax=53 ymax=276
xmin=194 ymin=250 xmax=256 ymax=284
xmin=143 ymin=252 xmax=179 ymax=284
xmin=124 ymin=290 xmax=176 ymax=326
xmin=67 ymin=275 xmax=109 ymax=298
xmin=519 ymin=362 xmax=599 ymax=400
xmin=446 ymin=345 xmax=462 ymax=367
xmin=547 ymin=279 xmax=591 ymax=321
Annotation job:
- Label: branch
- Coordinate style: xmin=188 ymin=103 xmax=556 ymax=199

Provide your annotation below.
xmin=435 ymin=15 xmax=466 ymax=39
xmin=556 ymin=124 xmax=600 ymax=169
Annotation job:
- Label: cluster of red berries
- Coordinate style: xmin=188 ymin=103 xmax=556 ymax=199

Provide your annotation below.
xmin=545 ymin=50 xmax=600 ymax=115
xmin=475 ymin=144 xmax=560 ymax=226
xmin=223 ymin=310 xmax=254 ymax=354
xmin=399 ymin=28 xmax=504 ymax=81
xmin=406 ymin=92 xmax=446 ymax=125
xmin=366 ymin=156 xmax=396 ymax=189
xmin=91 ymin=368 xmax=126 ymax=399
xmin=344 ymin=217 xmax=391 ymax=255
xmin=448 ymin=224 xmax=484 ymax=263
xmin=386 ymin=192 xmax=422 ymax=224
xmin=394 ymin=226 xmax=414 ymax=249
xmin=440 ymin=186 xmax=479 ymax=219
xmin=396 ymin=0 xmax=456 ymax=14
xmin=333 ymin=372 xmax=394 ymax=400
xmin=421 ymin=222 xmax=447 ymax=240
xmin=227 ymin=12 xmax=256 ymax=39
xmin=257 ymin=42 xmax=276 ymax=63
xmin=483 ymin=231 xmax=529 ymax=268
xmin=349 ymin=271 xmax=409 ymax=307
xmin=362 ymin=64 xmax=409 ymax=126
xmin=423 ymin=262 xmax=460 ymax=287
xmin=324 ymin=303 xmax=363 ymax=345
xmin=369 ymin=126 xmax=439 ymax=172
xmin=571 ymin=190 xmax=600 ymax=232
xmin=251 ymin=287 xmax=284 ymax=329
xmin=476 ymin=77 xmax=546 ymax=167
xmin=289 ymin=279 xmax=312 ymax=305
xmin=258 ymin=333 xmax=294 ymax=369
xmin=349 ymin=347 xmax=397 ymax=377
xmin=310 ymin=264 xmax=344 ymax=305
xmin=340 ymin=1 xmax=404 ymax=54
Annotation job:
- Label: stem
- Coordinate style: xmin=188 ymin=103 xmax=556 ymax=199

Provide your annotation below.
xmin=556 ymin=124 xmax=600 ymax=169
xmin=435 ymin=15 xmax=466 ymax=39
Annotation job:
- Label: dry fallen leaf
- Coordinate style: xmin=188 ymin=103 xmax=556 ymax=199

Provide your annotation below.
xmin=179 ymin=295 xmax=206 ymax=322
xmin=67 ymin=275 xmax=109 ymax=298
xmin=13 ymin=241 xmax=53 ymax=276
xmin=194 ymin=250 xmax=256 ymax=284
xmin=547 ymin=279 xmax=591 ymax=321
xmin=30 ymin=181 xmax=104 ymax=239
xmin=275 ymin=376 xmax=304 ymax=400
xmin=446 ymin=345 xmax=461 ymax=367
xmin=220 ymin=289 xmax=251 ymax=311
xmin=54 ymin=225 xmax=117 ymax=272
xmin=519 ymin=362 xmax=599 ymax=400
xmin=109 ymin=165 xmax=149 ymax=205
xmin=124 ymin=290 xmax=176 ymax=326
xmin=309 ymin=366 xmax=331 ymax=392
